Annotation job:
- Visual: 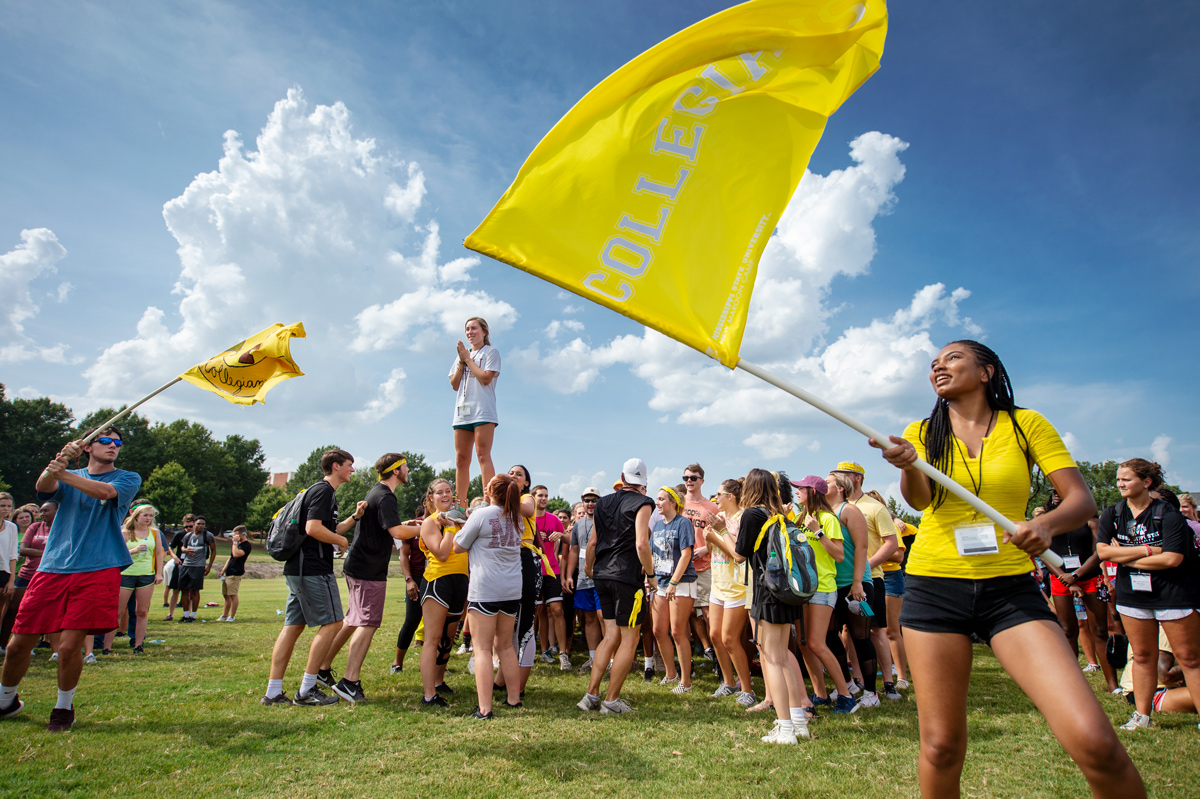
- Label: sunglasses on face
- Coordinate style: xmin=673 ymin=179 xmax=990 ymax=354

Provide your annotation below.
xmin=96 ymin=437 xmax=123 ymax=447
xmin=584 ymin=499 xmax=597 ymax=503
xmin=682 ymin=475 xmax=700 ymax=481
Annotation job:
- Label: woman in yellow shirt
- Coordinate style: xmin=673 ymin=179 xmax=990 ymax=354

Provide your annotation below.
xmin=879 ymin=340 xmax=1143 ymax=799
xmin=417 ymin=479 xmax=469 ymax=708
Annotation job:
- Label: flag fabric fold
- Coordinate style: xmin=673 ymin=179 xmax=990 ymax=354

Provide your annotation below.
xmin=178 ymin=322 xmax=306 ymax=406
xmin=465 ymin=0 xmax=887 ymax=368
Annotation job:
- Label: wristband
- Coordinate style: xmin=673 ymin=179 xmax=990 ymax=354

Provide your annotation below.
xmin=1145 ymin=544 xmax=1152 ymax=557
xmin=669 ymin=580 xmax=678 ymax=586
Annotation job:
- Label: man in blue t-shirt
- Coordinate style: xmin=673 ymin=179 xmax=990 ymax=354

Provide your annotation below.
xmin=0 ymin=426 xmax=141 ymax=732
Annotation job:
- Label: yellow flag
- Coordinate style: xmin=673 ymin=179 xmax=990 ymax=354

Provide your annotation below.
xmin=178 ymin=323 xmax=306 ymax=406
xmin=465 ymin=0 xmax=886 ymax=367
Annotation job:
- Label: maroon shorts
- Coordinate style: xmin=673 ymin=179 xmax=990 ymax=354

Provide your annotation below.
xmin=344 ymin=576 xmax=387 ymax=628
xmin=13 ymin=568 xmax=121 ymax=635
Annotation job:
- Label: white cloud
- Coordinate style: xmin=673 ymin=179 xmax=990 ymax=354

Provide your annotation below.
xmin=646 ymin=465 xmax=682 ymax=491
xmin=79 ymin=87 xmax=513 ymax=423
xmin=1150 ymin=435 xmax=1172 ymax=469
xmin=556 ymin=470 xmax=610 ymax=501
xmin=0 ymin=228 xmax=75 ymax=364
xmin=544 ymin=318 xmax=584 ymax=339
xmin=1061 ymin=432 xmax=1081 ymax=457
xmin=744 ymin=431 xmax=808 ymax=459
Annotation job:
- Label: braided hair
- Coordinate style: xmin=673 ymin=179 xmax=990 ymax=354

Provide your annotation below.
xmin=921 ymin=340 xmax=1032 ymax=511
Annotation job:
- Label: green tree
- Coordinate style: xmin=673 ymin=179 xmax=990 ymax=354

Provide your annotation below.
xmin=245 ymin=484 xmax=290 ymax=533
xmin=395 ymin=452 xmax=435 ymax=519
xmin=435 ymin=467 xmax=481 ymax=506
xmin=0 ymin=384 xmax=75 ymax=504
xmin=143 ymin=461 xmax=196 ymax=524
xmin=547 ymin=496 xmax=570 ymax=513
xmin=885 ymin=495 xmax=920 ymax=526
xmin=286 ymin=445 xmax=343 ymax=494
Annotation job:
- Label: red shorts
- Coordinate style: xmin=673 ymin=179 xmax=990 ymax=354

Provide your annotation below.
xmin=13 ymin=568 xmax=121 ymax=635
xmin=1049 ymin=573 xmax=1101 ymax=598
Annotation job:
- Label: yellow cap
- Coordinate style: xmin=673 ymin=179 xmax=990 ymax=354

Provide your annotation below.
xmin=832 ymin=461 xmax=865 ymax=476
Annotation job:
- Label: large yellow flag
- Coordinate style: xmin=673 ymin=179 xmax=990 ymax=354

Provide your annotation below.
xmin=465 ymin=0 xmax=886 ymax=367
xmin=178 ymin=323 xmax=306 ymax=406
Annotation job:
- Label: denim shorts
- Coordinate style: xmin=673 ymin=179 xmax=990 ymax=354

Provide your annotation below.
xmin=900 ymin=573 xmax=1056 ymax=643
xmin=883 ymin=569 xmax=905 ymax=598
xmin=809 ymin=589 xmax=837 ymax=608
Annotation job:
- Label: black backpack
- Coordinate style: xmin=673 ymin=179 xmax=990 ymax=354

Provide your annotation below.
xmin=266 ymin=489 xmax=308 ymax=562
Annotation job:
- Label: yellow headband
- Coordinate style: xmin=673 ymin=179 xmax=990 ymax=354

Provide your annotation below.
xmin=378 ymin=457 xmax=407 ymax=481
xmin=659 ymin=486 xmax=683 ymax=512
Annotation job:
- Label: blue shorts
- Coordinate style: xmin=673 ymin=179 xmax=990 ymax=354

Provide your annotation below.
xmin=573 ymin=586 xmax=600 ymax=612
xmin=883 ymin=570 xmax=905 ymax=598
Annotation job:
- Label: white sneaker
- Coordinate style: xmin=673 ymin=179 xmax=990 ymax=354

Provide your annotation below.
xmin=540 ymin=651 xmax=555 ymax=664
xmin=792 ymin=717 xmax=812 ymax=740
xmin=847 ymin=679 xmax=862 ymax=696
xmin=225 ymin=617 xmax=236 ymax=623
xmin=1082 ymin=663 xmax=1100 ymax=673
xmin=83 ymin=653 xmax=97 ymax=664
xmin=577 ymin=693 xmax=601 ymax=712
xmin=760 ymin=720 xmax=797 ymax=745
xmin=671 ymin=683 xmax=692 ymax=695
xmin=560 ymin=653 xmax=572 ymax=671
xmin=216 ymin=616 xmax=227 ymax=622
xmin=710 ymin=683 xmax=736 ymax=698
xmin=660 ymin=674 xmax=679 ymax=686
xmin=600 ymin=697 xmax=634 ymax=714
xmin=50 ymin=653 xmax=58 ymax=662
xmin=455 ymin=643 xmax=468 ymax=655
xmin=895 ymin=678 xmax=910 ymax=690
xmin=735 ymin=690 xmax=757 ymax=708
xmin=851 ymin=691 xmax=880 ymax=712
xmin=578 ymin=657 xmax=593 ymax=672
xmin=1120 ymin=711 xmax=1154 ymax=731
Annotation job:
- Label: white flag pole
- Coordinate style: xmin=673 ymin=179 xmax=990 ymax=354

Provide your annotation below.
xmin=80 ymin=378 xmax=183 ymax=445
xmin=735 ymin=358 xmax=1065 ymax=570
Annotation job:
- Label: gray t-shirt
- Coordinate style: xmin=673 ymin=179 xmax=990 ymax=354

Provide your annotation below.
xmin=449 ymin=344 xmax=501 ymax=425
xmin=454 ymin=504 xmax=521 ymax=602
xmin=571 ymin=517 xmax=595 ymax=591
xmin=182 ymin=530 xmax=214 ymax=568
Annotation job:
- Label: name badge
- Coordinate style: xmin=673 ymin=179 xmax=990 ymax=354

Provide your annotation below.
xmin=1105 ymin=563 xmax=1118 ymax=579
xmin=954 ymin=523 xmax=1000 ymax=557
xmin=1130 ymin=572 xmax=1152 ymax=592
xmin=1063 ymin=555 xmax=1082 ymax=570
xmin=458 ymin=400 xmax=472 ymax=416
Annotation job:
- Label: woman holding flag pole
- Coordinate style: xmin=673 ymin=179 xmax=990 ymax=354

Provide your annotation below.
xmin=878 ymin=340 xmax=1143 ymax=799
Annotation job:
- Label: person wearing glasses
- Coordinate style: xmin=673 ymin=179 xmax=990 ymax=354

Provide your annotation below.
xmin=0 ymin=427 xmax=142 ymax=732
xmin=680 ymin=464 xmax=717 ymax=668
xmin=565 ymin=488 xmax=603 ymax=671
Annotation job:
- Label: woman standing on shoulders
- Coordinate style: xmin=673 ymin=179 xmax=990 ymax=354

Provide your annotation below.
xmin=1096 ymin=459 xmax=1200 ymax=731
xmin=449 ymin=317 xmax=500 ymax=508
xmin=878 ymin=340 xmax=1143 ymax=798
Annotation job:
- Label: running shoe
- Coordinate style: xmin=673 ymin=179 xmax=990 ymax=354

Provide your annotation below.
xmin=1082 ymin=663 xmax=1100 ymax=673
xmin=851 ymin=691 xmax=880 ymax=712
xmin=163 ymin=615 xmax=173 ymax=621
xmin=833 ymin=694 xmax=858 ymax=714
xmin=332 ymin=678 xmax=367 ymax=703
xmin=0 ymin=695 xmax=23 ymax=720
xmin=132 ymin=645 xmax=145 ymax=655
xmin=883 ymin=682 xmax=903 ymax=701
xmin=809 ymin=694 xmax=832 ymax=707
xmin=600 ymin=698 xmax=634 ymax=714
xmin=540 ymin=651 xmax=555 ymax=664
xmin=577 ymin=693 xmax=601 ymax=712
xmin=703 ymin=648 xmax=716 ymax=661
xmin=549 ymin=645 xmax=559 ymax=656
xmin=671 ymin=683 xmax=692 ymax=695
xmin=660 ymin=674 xmax=680 ymax=686
xmin=455 ymin=643 xmax=469 ymax=655
xmin=293 ymin=687 xmax=338 ymax=706
xmin=83 ymin=653 xmax=97 ymax=664
xmin=895 ymin=679 xmax=910 ymax=690
xmin=760 ymin=720 xmax=797 ymax=745
xmin=847 ymin=678 xmax=862 ymax=696
xmin=735 ymin=691 xmax=757 ymax=708
xmin=316 ymin=669 xmax=336 ymax=689
xmin=579 ymin=656 xmax=593 ymax=672
xmin=216 ymin=616 xmax=227 ymax=622
xmin=49 ymin=653 xmax=58 ymax=662
xmin=46 ymin=707 xmax=75 ymax=732
xmin=643 ymin=666 xmax=654 ymax=682
xmin=434 ymin=682 xmax=455 ymax=695
xmin=101 ymin=649 xmax=112 ymax=656
xmin=445 ymin=507 xmax=469 ymax=526
xmin=710 ymin=683 xmax=736 ymax=698
xmin=1120 ymin=711 xmax=1154 ymax=731
xmin=420 ymin=695 xmax=449 ymax=708
xmin=469 ymin=707 xmax=494 ymax=720
xmin=389 ymin=664 xmax=403 ymax=675
xmin=225 ymin=617 xmax=236 ymax=622
xmin=560 ymin=653 xmax=572 ymax=671
xmin=260 ymin=692 xmax=292 ymax=706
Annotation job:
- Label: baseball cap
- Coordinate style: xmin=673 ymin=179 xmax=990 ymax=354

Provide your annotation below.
xmin=621 ymin=458 xmax=648 ymax=486
xmin=789 ymin=475 xmax=828 ymax=496
xmin=832 ymin=461 xmax=865 ymax=476
xmin=581 ymin=486 xmax=601 ymax=500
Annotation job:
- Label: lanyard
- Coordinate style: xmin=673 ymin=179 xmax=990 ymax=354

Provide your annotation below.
xmin=951 ymin=410 xmax=994 ymax=517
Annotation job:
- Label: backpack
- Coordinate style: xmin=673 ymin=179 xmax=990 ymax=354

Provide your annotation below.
xmin=754 ymin=511 xmax=819 ymax=606
xmin=266 ymin=489 xmax=308 ymax=562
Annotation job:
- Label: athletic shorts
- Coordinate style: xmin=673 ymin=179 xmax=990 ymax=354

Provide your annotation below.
xmin=573 ymin=586 xmax=600 ymax=612
xmin=283 ymin=573 xmax=344 ymax=628
xmin=809 ymin=589 xmax=837 ymax=608
xmin=166 ymin=559 xmax=180 ymax=589
xmin=693 ymin=569 xmax=711 ymax=608
xmin=178 ymin=566 xmax=205 ymax=592
xmin=594 ymin=578 xmax=647 ymax=628
xmin=1049 ymin=574 xmax=1100 ymax=597
xmin=344 ymin=575 xmax=387 ymax=627
xmin=468 ymin=599 xmax=520 ymax=617
xmin=537 ymin=574 xmax=563 ymax=604
xmin=883 ymin=569 xmax=905 ymax=598
xmin=655 ymin=579 xmax=696 ymax=600
xmin=14 ymin=568 xmax=121 ymax=635
xmin=899 ymin=573 xmax=1057 ymax=644
xmin=420 ymin=573 xmax=468 ymax=615
xmin=869 ymin=577 xmax=887 ymax=627
xmin=120 ymin=573 xmax=156 ymax=590
xmin=452 ymin=421 xmax=497 ymax=432
xmin=221 ymin=575 xmax=243 ymax=597
xmin=1116 ymin=605 xmax=1195 ymax=622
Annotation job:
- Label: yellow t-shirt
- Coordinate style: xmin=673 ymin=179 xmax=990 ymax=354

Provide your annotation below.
xmin=883 ymin=522 xmax=918 ymax=572
xmin=850 ymin=494 xmax=898 ymax=580
xmin=903 ymin=409 xmax=1075 ymax=579
xmin=521 ymin=494 xmax=537 ymax=543
xmin=799 ymin=511 xmax=844 ymax=593
xmin=421 ymin=523 xmax=468 ymax=580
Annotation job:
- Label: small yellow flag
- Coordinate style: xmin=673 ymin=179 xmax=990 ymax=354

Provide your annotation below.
xmin=178 ymin=323 xmax=306 ymax=406
xmin=466 ymin=0 xmax=886 ymax=367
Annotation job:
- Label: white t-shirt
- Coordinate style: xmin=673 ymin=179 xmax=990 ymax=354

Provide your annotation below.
xmin=449 ymin=344 xmax=501 ymax=426
xmin=0 ymin=520 xmax=19 ymax=573
xmin=454 ymin=504 xmax=521 ymax=602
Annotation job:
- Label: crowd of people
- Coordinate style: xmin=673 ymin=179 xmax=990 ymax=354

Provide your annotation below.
xmin=0 ymin=323 xmax=1196 ymax=799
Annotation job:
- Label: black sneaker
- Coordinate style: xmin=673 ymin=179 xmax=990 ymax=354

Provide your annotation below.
xmin=493 ymin=683 xmax=505 ymax=694
xmin=132 ymin=645 xmax=145 ymax=655
xmin=333 ymin=678 xmax=367 ymax=703
xmin=644 ymin=667 xmax=654 ymax=682
xmin=421 ymin=694 xmax=449 ymax=708
xmin=260 ymin=692 xmax=292 ymax=706
xmin=469 ymin=707 xmax=494 ymax=720
xmin=434 ymin=682 xmax=454 ymax=696
xmin=293 ymin=686 xmax=338 ymax=706
xmin=47 ymin=707 xmax=75 ymax=732
xmin=503 ymin=701 xmax=523 ymax=709
xmin=0 ymin=695 xmax=24 ymax=720
xmin=316 ymin=669 xmax=336 ymax=689
xmin=101 ymin=649 xmax=112 ymax=656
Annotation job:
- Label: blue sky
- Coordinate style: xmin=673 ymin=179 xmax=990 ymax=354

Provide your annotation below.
xmin=2 ymin=1 xmax=1197 ymax=508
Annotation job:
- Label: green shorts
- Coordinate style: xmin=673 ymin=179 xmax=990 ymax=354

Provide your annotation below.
xmin=452 ymin=421 xmax=497 ymax=432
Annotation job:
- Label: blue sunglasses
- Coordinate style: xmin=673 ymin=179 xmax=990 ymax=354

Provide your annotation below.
xmin=95 ymin=437 xmax=123 ymax=447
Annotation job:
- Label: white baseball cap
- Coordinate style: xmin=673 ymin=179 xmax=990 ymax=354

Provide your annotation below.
xmin=621 ymin=458 xmax=648 ymax=486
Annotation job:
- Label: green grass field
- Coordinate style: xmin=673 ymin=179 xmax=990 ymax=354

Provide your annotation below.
xmin=1 ymin=577 xmax=1195 ymax=798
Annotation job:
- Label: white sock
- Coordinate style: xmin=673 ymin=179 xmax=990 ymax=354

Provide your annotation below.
xmin=299 ymin=672 xmax=318 ymax=695
xmin=589 ymin=650 xmax=596 ymax=659
xmin=644 ymin=656 xmax=652 ymax=668
xmin=266 ymin=679 xmax=284 ymax=699
xmin=56 ymin=688 xmax=75 ymax=710
xmin=0 ymin=684 xmax=17 ymax=706
xmin=776 ymin=719 xmax=794 ymax=733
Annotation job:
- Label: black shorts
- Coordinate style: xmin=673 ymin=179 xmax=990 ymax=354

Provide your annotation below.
xmin=594 ymin=578 xmax=647 ymax=628
xmin=167 ymin=563 xmax=181 ymax=590
xmin=537 ymin=574 xmax=563 ymax=605
xmin=178 ymin=566 xmax=205 ymax=592
xmin=869 ymin=576 xmax=887 ymax=628
xmin=900 ymin=573 xmax=1057 ymax=644
xmin=120 ymin=574 xmax=156 ymax=590
xmin=468 ymin=599 xmax=520 ymax=617
xmin=420 ymin=573 xmax=468 ymax=615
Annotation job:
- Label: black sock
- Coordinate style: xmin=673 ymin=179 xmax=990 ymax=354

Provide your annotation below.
xmin=851 ymin=636 xmax=878 ymax=693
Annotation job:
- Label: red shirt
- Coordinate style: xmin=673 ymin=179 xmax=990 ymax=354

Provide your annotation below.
xmin=17 ymin=521 xmax=52 ymax=580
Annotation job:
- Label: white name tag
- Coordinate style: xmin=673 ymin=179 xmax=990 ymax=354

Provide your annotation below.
xmin=1063 ymin=555 xmax=1082 ymax=570
xmin=458 ymin=400 xmax=472 ymax=415
xmin=954 ymin=523 xmax=1000 ymax=557
xmin=1130 ymin=572 xmax=1152 ymax=592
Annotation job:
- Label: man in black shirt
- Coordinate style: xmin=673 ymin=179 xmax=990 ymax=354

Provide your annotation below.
xmin=319 ymin=453 xmax=421 ymax=703
xmin=577 ymin=458 xmax=655 ymax=715
xmin=217 ymin=526 xmax=252 ymax=622
xmin=261 ymin=449 xmax=365 ymax=707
